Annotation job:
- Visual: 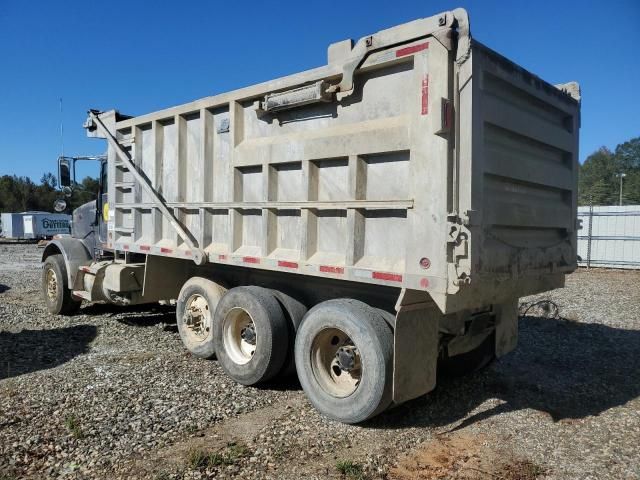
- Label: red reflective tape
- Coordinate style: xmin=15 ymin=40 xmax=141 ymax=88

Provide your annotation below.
xmin=243 ymin=256 xmax=260 ymax=264
xmin=320 ymin=265 xmax=344 ymax=274
xmin=218 ymin=254 xmax=227 ymax=261
xmin=122 ymin=244 xmax=129 ymax=251
xmin=140 ymin=245 xmax=151 ymax=251
xmin=160 ymin=247 xmax=172 ymax=254
xmin=420 ymin=277 xmax=430 ymax=288
xmin=278 ymin=260 xmax=298 ymax=269
xmin=81 ymin=266 xmax=91 ymax=273
xmin=421 ymin=75 xmax=429 ymax=115
xmin=372 ymin=271 xmax=403 ymax=282
xmin=396 ymin=42 xmax=429 ymax=58
xmin=185 ymin=250 xmax=192 ymax=256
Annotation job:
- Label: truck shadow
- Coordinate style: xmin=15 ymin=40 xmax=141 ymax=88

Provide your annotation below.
xmin=81 ymin=303 xmax=177 ymax=330
xmin=368 ymin=315 xmax=640 ymax=428
xmin=0 ymin=284 xmax=10 ymax=293
xmin=0 ymin=325 xmax=97 ymax=380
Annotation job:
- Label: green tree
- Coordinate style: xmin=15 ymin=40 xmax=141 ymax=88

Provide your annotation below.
xmin=0 ymin=173 xmax=100 ymax=214
xmin=578 ymin=137 xmax=640 ymax=206
xmin=578 ymin=147 xmax=616 ymax=205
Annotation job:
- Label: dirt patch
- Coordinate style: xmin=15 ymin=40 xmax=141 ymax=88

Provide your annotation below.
xmin=389 ymin=432 xmax=545 ymax=480
xmin=119 ymin=397 xmax=303 ymax=478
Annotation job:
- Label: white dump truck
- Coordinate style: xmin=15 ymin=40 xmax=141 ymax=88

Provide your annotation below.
xmin=42 ymin=8 xmax=580 ymax=423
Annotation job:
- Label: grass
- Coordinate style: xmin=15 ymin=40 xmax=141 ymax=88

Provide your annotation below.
xmin=185 ymin=424 xmax=198 ymax=434
xmin=64 ymin=414 xmax=84 ymax=439
xmin=335 ymin=460 xmax=366 ymax=479
xmin=502 ymin=459 xmax=546 ymax=480
xmin=154 ymin=467 xmax=185 ymax=480
xmin=0 ymin=379 xmax=18 ymax=399
xmin=185 ymin=442 xmax=249 ymax=470
xmin=272 ymin=444 xmax=287 ymax=459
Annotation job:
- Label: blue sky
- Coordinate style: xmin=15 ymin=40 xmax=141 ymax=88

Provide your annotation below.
xmin=0 ymin=0 xmax=638 ymax=182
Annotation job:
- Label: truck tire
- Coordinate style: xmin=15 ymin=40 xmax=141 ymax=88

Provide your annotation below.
xmin=176 ymin=277 xmax=226 ymax=359
xmin=214 ymin=286 xmax=288 ymax=385
xmin=294 ymin=299 xmax=393 ymax=424
xmin=270 ymin=290 xmax=307 ymax=377
xmin=438 ymin=331 xmax=496 ymax=378
xmin=42 ymin=254 xmax=81 ymax=315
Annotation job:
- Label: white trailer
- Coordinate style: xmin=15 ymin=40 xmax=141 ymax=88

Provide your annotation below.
xmin=23 ymin=213 xmax=71 ymax=239
xmin=1 ymin=212 xmax=70 ymax=239
xmin=1 ymin=212 xmax=25 ymax=239
xmin=42 ymin=8 xmax=580 ymax=423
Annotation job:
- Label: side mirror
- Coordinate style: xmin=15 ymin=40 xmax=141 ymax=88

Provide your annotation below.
xmin=53 ymin=198 xmax=67 ymax=212
xmin=59 ymin=157 xmax=72 ymax=188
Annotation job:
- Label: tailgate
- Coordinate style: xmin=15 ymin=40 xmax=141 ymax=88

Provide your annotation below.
xmin=458 ymin=41 xmax=580 ymax=281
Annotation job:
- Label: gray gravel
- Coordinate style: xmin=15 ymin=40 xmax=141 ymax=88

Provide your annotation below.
xmin=1 ymin=243 xmax=638 ymax=479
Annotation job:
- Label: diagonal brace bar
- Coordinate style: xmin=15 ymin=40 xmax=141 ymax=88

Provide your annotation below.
xmin=89 ymin=111 xmax=207 ymax=265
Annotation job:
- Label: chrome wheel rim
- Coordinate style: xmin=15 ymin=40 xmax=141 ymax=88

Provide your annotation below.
xmin=183 ymin=294 xmax=211 ymax=343
xmin=46 ymin=268 xmax=58 ymax=303
xmin=223 ymin=307 xmax=256 ymax=365
xmin=310 ymin=328 xmax=361 ymax=398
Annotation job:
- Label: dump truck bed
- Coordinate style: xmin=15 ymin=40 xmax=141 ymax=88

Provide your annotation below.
xmin=99 ymin=10 xmax=579 ymax=313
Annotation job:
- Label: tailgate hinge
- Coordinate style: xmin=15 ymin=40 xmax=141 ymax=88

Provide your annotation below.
xmin=447 ymin=211 xmax=475 ymax=287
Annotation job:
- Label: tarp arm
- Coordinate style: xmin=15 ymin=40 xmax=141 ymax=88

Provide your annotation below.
xmin=328 ymin=8 xmax=471 ymax=97
xmin=87 ymin=111 xmax=207 ymax=266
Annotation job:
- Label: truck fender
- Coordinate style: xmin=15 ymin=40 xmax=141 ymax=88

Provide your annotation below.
xmin=41 ymin=237 xmax=93 ymax=287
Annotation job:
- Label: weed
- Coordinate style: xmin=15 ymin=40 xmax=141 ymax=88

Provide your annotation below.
xmin=336 ymin=459 xmax=365 ymax=479
xmin=1 ymin=380 xmax=18 ymax=399
xmin=226 ymin=441 xmax=249 ymax=460
xmin=154 ymin=466 xmax=184 ymax=480
xmin=185 ymin=424 xmax=198 ymax=434
xmin=502 ymin=459 xmax=546 ymax=480
xmin=185 ymin=442 xmax=249 ymax=470
xmin=272 ymin=444 xmax=287 ymax=459
xmin=64 ymin=414 xmax=84 ymax=439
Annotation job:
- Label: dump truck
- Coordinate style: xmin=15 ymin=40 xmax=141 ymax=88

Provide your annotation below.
xmin=41 ymin=8 xmax=580 ymax=423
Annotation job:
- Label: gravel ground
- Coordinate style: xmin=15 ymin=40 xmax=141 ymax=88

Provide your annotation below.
xmin=0 ymin=242 xmax=638 ymax=480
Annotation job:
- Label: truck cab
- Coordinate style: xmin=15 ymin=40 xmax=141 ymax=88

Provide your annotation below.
xmin=41 ymin=152 xmax=112 ymax=313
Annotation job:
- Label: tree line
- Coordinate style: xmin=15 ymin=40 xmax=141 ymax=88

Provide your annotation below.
xmin=0 ymin=136 xmax=638 ymax=213
xmin=578 ymin=136 xmax=640 ymax=205
xmin=0 ymin=174 xmax=99 ymax=213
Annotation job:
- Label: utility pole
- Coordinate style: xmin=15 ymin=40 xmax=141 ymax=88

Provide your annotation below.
xmin=616 ymin=173 xmax=626 ymax=206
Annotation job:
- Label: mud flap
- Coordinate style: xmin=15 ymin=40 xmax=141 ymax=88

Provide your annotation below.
xmin=392 ymin=290 xmax=440 ymax=404
xmin=494 ymin=298 xmax=519 ymax=357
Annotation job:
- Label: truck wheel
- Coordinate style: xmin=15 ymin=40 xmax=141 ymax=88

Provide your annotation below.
xmin=42 ymin=254 xmax=81 ymax=315
xmin=176 ymin=277 xmax=226 ymax=359
xmin=295 ymin=299 xmax=393 ymax=424
xmin=270 ymin=290 xmax=307 ymax=377
xmin=214 ymin=286 xmax=288 ymax=385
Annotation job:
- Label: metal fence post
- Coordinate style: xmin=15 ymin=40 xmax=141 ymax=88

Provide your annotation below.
xmin=586 ymin=196 xmax=593 ymax=269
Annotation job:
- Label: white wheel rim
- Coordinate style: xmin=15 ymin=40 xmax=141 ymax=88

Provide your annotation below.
xmin=223 ymin=307 xmax=256 ymax=365
xmin=183 ymin=294 xmax=212 ymax=343
xmin=310 ymin=328 xmax=361 ymax=398
xmin=46 ymin=268 xmax=58 ymax=302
